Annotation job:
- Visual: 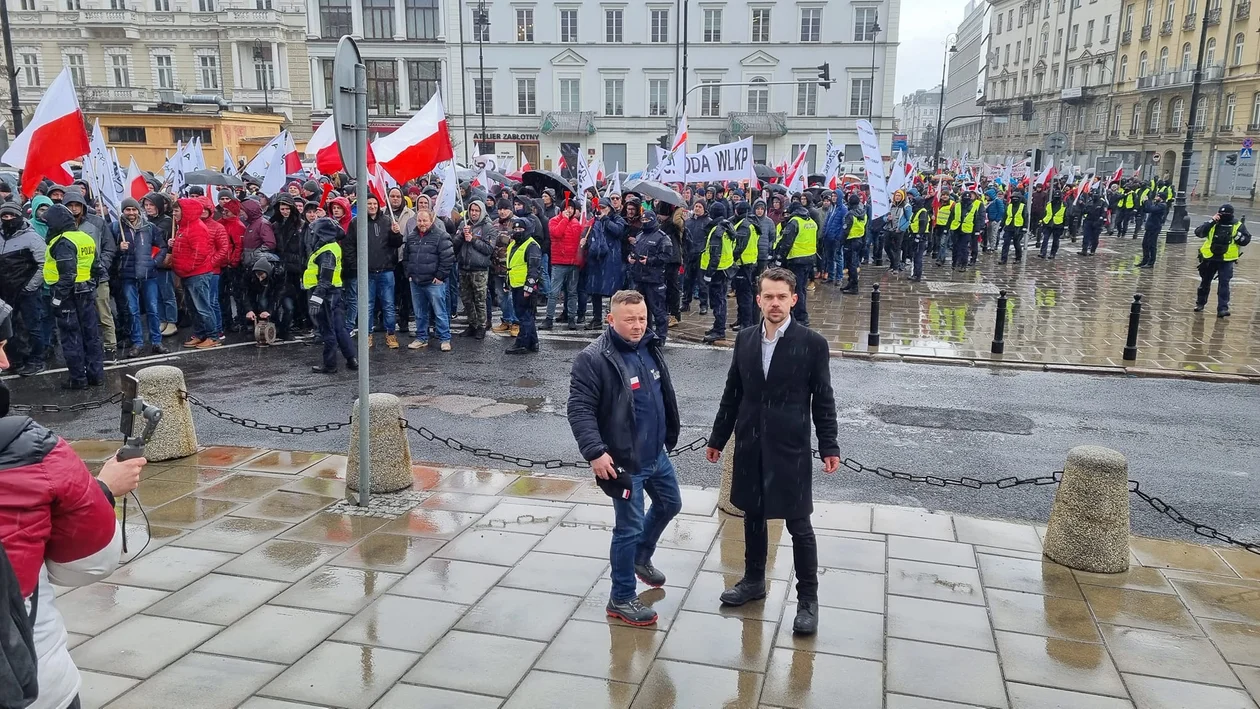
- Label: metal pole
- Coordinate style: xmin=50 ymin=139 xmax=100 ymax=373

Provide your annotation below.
xmin=991 ymin=289 xmax=1008 ymax=354
xmin=0 ymin=0 xmax=22 ymax=133
xmin=867 ymin=283 xmax=881 ymax=348
xmin=932 ymin=47 xmax=949 ymax=172
xmin=456 ymin=0 xmax=470 ymax=163
xmin=1166 ymin=11 xmax=1212 ymax=244
xmin=477 ymin=1 xmax=486 ymax=155
xmin=354 ymin=62 xmax=371 ymax=507
xmin=1122 ymin=293 xmax=1142 ymax=361
xmin=681 ymin=0 xmax=688 ymax=117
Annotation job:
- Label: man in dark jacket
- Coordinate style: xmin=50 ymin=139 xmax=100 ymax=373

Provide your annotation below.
xmin=403 ymin=208 xmax=455 ymax=350
xmin=701 ymin=202 xmax=734 ymax=343
xmin=44 ymin=204 xmax=106 ymax=388
xmin=456 ymin=200 xmax=495 ymax=339
xmin=506 ymin=216 xmax=543 ymax=355
xmin=772 ymin=202 xmax=818 ymax=326
xmin=1193 ymin=203 xmax=1251 ymax=316
xmin=567 ymin=289 xmax=682 ymax=626
xmin=245 ymin=252 xmax=289 ymax=344
xmin=629 ymin=213 xmax=673 ymax=343
xmin=0 ymin=202 xmax=47 ymax=375
xmin=142 ymin=192 xmax=178 ymax=335
xmin=305 ymin=217 xmax=356 ymax=372
xmin=1078 ymin=193 xmax=1106 ymax=256
xmin=112 ymin=198 xmax=167 ymax=357
xmin=730 ymin=201 xmax=760 ymax=331
xmin=682 ymin=200 xmax=711 ymax=315
xmin=1137 ymin=193 xmax=1168 ymax=268
xmin=363 ymin=195 xmax=405 ymax=349
xmin=63 ymin=189 xmax=117 ymax=358
xmin=706 ymin=267 xmax=840 ymax=636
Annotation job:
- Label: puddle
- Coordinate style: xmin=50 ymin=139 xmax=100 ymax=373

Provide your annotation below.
xmin=512 ymin=376 xmax=544 ymax=388
xmin=400 ymin=393 xmax=554 ymax=418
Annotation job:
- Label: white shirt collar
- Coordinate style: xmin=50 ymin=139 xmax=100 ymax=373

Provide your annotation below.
xmin=762 ymin=315 xmax=791 ymax=344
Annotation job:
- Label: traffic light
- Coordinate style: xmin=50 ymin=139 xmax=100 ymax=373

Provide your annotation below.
xmin=1025 ymin=148 xmax=1044 ymax=171
xmin=817 ymin=63 xmax=834 ymax=89
xmin=657 ymin=134 xmax=670 ymax=149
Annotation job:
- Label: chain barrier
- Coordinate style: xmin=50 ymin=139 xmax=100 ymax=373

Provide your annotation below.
xmin=8 ymin=391 xmax=123 ymax=414
xmin=841 ymin=458 xmax=1062 ymax=489
xmin=1129 ymin=480 xmax=1260 ymax=555
xmin=178 ymin=390 xmax=352 ymax=435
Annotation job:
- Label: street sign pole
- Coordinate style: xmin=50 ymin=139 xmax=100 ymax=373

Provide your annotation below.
xmin=332 ymin=36 xmax=371 ymax=508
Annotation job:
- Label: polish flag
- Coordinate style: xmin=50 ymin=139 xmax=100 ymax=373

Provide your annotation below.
xmin=557 ymin=155 xmax=567 ymax=170
xmin=2 ymin=68 xmax=90 ymax=196
xmin=670 ymin=115 xmax=688 ymax=153
xmin=471 ymin=167 xmax=489 ymax=188
xmin=306 ymin=116 xmax=345 ymax=175
xmin=282 ymin=131 xmax=302 ymax=174
xmin=126 ymin=157 xmax=148 ymax=200
xmin=1107 ymin=165 xmax=1124 ymax=187
xmin=1034 ymin=155 xmax=1056 ymax=187
xmin=521 ymin=157 xmax=532 ymax=172
xmin=373 ymin=93 xmax=454 ymax=184
xmin=784 ymin=145 xmax=809 ymax=194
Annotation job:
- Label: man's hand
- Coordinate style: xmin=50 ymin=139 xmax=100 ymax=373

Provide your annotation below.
xmin=822 ymin=456 xmax=840 ymax=474
xmin=245 ymin=311 xmax=255 ymax=321
xmin=97 ymin=455 xmax=145 ymax=497
xmin=392 ymin=221 xmax=402 ymax=233
xmin=433 ymin=278 xmax=443 ymax=285
xmin=1213 ymin=213 xmax=1222 ymax=222
xmin=705 ymin=447 xmax=722 ymax=463
xmin=119 ymin=239 xmax=130 ymax=251
xmin=259 ymin=311 xmax=270 ymax=320
xmin=591 ymin=453 xmax=617 ymax=480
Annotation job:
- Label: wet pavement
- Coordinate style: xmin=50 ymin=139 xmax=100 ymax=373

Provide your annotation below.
xmin=62 ymin=442 xmax=1260 ymax=709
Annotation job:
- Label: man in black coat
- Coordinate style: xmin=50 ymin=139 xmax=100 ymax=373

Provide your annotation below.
xmin=705 ymin=267 xmax=840 ymax=636
xmin=568 ymin=289 xmax=682 ymax=627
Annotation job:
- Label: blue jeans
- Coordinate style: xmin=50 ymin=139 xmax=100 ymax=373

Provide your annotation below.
xmin=610 ymin=449 xmax=683 ymax=601
xmin=366 ymin=271 xmax=397 ymax=334
xmin=494 ymin=274 xmax=518 ymax=324
xmin=548 ymin=264 xmax=580 ymax=321
xmin=156 ymin=270 xmax=178 ymax=323
xmin=540 ymin=255 xmax=552 ymax=304
xmin=410 ymin=280 xmax=450 ymax=343
xmin=206 ymin=273 xmax=222 ymax=335
xmin=123 ymin=278 xmax=163 ymax=347
xmin=184 ymin=273 xmax=220 ymax=339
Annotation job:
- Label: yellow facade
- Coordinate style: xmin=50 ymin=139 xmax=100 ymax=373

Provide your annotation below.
xmin=88 ymin=111 xmax=296 ymax=173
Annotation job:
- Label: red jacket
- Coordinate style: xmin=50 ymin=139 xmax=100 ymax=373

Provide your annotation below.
xmin=199 ymin=198 xmax=232 ymax=270
xmin=0 ymin=418 xmax=118 ymax=597
xmin=216 ymin=198 xmax=245 ymax=267
xmin=170 ymin=197 xmax=220 ymax=279
xmin=548 ymin=213 xmax=585 ymax=266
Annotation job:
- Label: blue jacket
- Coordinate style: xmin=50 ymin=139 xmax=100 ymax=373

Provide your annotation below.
xmin=889 ymin=202 xmax=911 ymax=232
xmin=822 ymin=201 xmax=848 ymax=242
xmin=986 ymin=194 xmax=1007 ymax=222
xmin=111 ymin=218 xmax=159 ymax=281
xmin=568 ymin=328 xmax=680 ymax=475
xmin=584 ymin=212 xmax=626 ymax=297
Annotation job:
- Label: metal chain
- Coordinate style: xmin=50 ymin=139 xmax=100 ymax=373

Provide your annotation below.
xmin=840 ymin=457 xmax=1062 ymax=489
xmin=1129 ymin=480 xmax=1260 ymax=555
xmin=179 ymin=391 xmax=352 ymax=435
xmin=8 ymin=392 xmax=123 ymax=413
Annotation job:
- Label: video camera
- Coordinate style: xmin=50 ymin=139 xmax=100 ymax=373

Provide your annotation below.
xmin=118 ymin=374 xmax=162 ymax=553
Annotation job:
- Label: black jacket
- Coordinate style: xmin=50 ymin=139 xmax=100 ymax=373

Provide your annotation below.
xmin=455 ymin=209 xmax=496 ymax=272
xmin=684 ymin=214 xmax=712 ymax=259
xmin=365 ymin=211 xmax=404 ymax=272
xmin=403 ymin=220 xmax=455 ymax=286
xmin=707 ymin=320 xmax=839 ymax=519
xmin=629 ymin=215 xmax=673 ymax=284
xmin=306 ymin=218 xmax=345 ymax=299
xmin=773 ymin=204 xmax=816 ymax=264
xmin=568 ymin=328 xmax=680 ymax=474
xmin=45 ymin=205 xmax=97 ymax=301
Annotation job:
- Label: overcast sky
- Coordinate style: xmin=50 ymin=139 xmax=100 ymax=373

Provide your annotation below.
xmin=896 ymin=0 xmax=970 ymax=98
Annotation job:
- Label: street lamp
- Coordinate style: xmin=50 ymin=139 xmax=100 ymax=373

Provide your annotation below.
xmin=1165 ymin=9 xmax=1212 ymax=244
xmin=252 ymin=40 xmax=270 ymax=112
xmin=932 ymin=34 xmax=959 ymax=172
xmin=473 ymin=0 xmax=489 ymax=156
xmin=868 ymin=12 xmax=881 ymax=123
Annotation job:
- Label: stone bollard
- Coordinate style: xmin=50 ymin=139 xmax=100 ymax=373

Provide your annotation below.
xmin=135 ymin=365 xmax=198 ymax=462
xmin=347 ymin=393 xmax=414 ymax=494
xmin=718 ymin=437 xmax=742 ymax=517
xmin=1043 ymin=446 xmax=1131 ymax=573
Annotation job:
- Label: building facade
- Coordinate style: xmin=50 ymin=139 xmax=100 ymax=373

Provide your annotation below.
xmin=979 ymin=0 xmax=1120 ymax=174
xmin=898 ymin=86 xmax=943 ymax=156
xmin=3 ymin=0 xmax=313 ymax=143
xmin=941 ymin=0 xmax=989 ymax=162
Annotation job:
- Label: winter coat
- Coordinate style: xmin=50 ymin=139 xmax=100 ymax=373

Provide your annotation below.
xmin=567 ymin=328 xmax=680 ymax=475
xmin=1143 ymin=201 xmax=1169 ymax=232
xmin=684 ymin=214 xmax=712 ymax=258
xmin=216 ymin=199 xmax=245 ymax=268
xmin=306 ymin=217 xmax=344 ymax=299
xmin=202 ymin=208 xmax=231 ymax=270
xmin=109 ymin=217 xmax=158 ymax=281
xmin=707 ymin=320 xmax=839 ymax=519
xmin=658 ymin=206 xmax=686 ymax=265
xmin=490 ymin=217 xmax=514 ymax=276
xmin=773 ymin=204 xmax=818 ymax=265
xmin=454 ymin=203 xmax=495 ymax=272
xmin=0 ymin=217 xmax=46 ymax=291
xmin=240 ymin=199 xmax=276 ymax=259
xmin=142 ymin=193 xmax=174 ymax=269
xmin=244 ymin=254 xmax=288 ymax=315
xmin=269 ymin=200 xmax=303 ymax=274
xmin=585 ymin=212 xmax=626 ymax=297
xmin=1030 ymin=189 xmax=1049 ymax=224
xmin=548 ymin=212 xmax=585 ymax=266
xmin=629 ymin=215 xmax=673 ymax=284
xmin=170 ymin=197 xmax=220 ymax=279
xmin=822 ymin=200 xmax=848 ymax=243
xmin=403 ymin=219 xmax=455 ymax=286
xmin=45 ymin=206 xmax=95 ymax=300
xmin=366 ymin=210 xmax=404 ymax=272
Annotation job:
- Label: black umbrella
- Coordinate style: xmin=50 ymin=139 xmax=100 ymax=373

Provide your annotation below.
xmin=807 ymin=173 xmax=827 ymax=187
xmin=623 ymin=179 xmax=685 ymax=208
xmin=521 ymin=169 xmax=572 ymax=197
xmin=762 ymin=183 xmax=788 ymax=195
xmin=753 ymin=164 xmax=778 ymax=180
xmin=184 ymin=169 xmax=244 ymax=188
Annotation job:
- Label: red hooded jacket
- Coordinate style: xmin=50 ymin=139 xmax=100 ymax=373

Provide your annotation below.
xmin=170 ymin=197 xmax=221 ymax=278
xmin=216 ymin=198 xmax=245 ymax=267
xmin=329 ymin=196 xmax=353 ymax=233
xmin=199 ymin=197 xmax=232 ymax=270
xmin=548 ymin=212 xmax=586 ymax=266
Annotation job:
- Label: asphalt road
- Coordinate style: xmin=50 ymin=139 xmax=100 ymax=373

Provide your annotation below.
xmin=9 ymin=331 xmax=1258 ymax=546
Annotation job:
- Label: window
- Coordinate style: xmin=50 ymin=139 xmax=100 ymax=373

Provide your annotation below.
xmin=1119 ymin=54 xmax=1128 ymax=81
xmin=1114 ymin=105 xmax=1123 ymax=132
xmin=1233 ymin=33 xmax=1245 ymax=65
xmin=995 ymin=13 xmax=1002 ymax=33
xmin=362 ymin=0 xmax=393 ymax=39
xmin=18 ymin=52 xmax=38 ymax=88
xmin=172 ymin=128 xmax=212 ymax=144
xmin=1195 ymin=97 xmax=1207 ymax=127
xmin=65 ymin=52 xmax=85 ymax=87
xmin=253 ymin=45 xmax=276 ymax=91
xmin=154 ymin=53 xmax=174 ymax=90
xmin=1025 ymin=38 xmax=1031 ymax=61
xmin=107 ymin=127 xmax=146 ymax=143
xmin=1148 ymin=99 xmax=1161 ymax=130
xmin=1252 ymin=92 xmax=1260 ymax=125
xmin=559 ymin=77 xmax=580 ymax=112
xmin=1158 ymin=46 xmax=1168 ymax=72
xmin=319 ymin=0 xmax=352 ymax=38
xmin=1086 ymin=19 xmax=1094 ymax=44
xmin=649 ymin=78 xmax=669 ymax=116
xmin=602 ymin=144 xmax=627 ymax=172
xmin=751 ymin=8 xmax=770 ymax=42
xmin=515 ymin=77 xmax=536 ymax=115
xmin=605 ymin=9 xmax=623 ymax=42
xmin=560 ymin=9 xmax=577 ymax=42
xmin=699 ymin=79 xmax=721 ymax=116
xmin=65 ymin=0 xmax=80 ymax=7
xmin=747 ymin=77 xmax=768 ymax=112
xmin=363 ymin=60 xmax=398 ymax=115
xmin=1102 ymin=14 xmax=1111 ymax=41
xmin=20 ymin=0 xmax=37 ymax=8
xmin=1124 ymin=3 xmax=1133 ymax=31
xmin=855 ymin=7 xmax=877 ymax=41
xmin=1144 ymin=0 xmax=1153 ymax=24
xmin=1004 ymin=45 xmax=1010 ymax=65
xmin=1068 ymin=24 xmax=1078 ymax=50
xmin=1163 ymin=0 xmax=1174 ymax=19
xmin=1041 ymin=30 xmax=1048 ymax=55
xmin=1139 ymin=50 xmax=1148 ymax=76
xmin=1131 ymin=104 xmax=1142 ymax=131
xmin=516 ymin=8 xmax=533 ymax=42
xmin=405 ymin=0 xmax=439 ymax=40
xmin=651 ymin=9 xmax=669 ymax=43
xmin=1181 ymin=42 xmax=1192 ymax=69
xmin=197 ymin=0 xmax=213 ymax=10
xmin=1055 ymin=28 xmax=1063 ymax=53
xmin=604 ymin=78 xmax=624 ymax=116
xmin=800 ymin=8 xmax=821 ymax=42
xmin=796 ymin=80 xmax=817 ymax=115
xmin=1187 ymin=0 xmax=1197 ymax=11
xmin=850 ymin=77 xmax=872 ymax=116
xmin=109 ymin=52 xmax=130 ymax=87
xmin=1095 ymin=104 xmax=1106 ymax=130
xmin=473 ymin=78 xmax=492 ymax=114
xmin=703 ymin=8 xmax=721 ymax=41
xmin=197 ymin=52 xmax=219 ymax=90
xmin=472 ymin=6 xmax=489 ymax=41
xmin=1076 ymin=105 xmax=1086 ymax=130
xmin=408 ymin=59 xmax=440 ymax=107
xmin=1066 ymin=64 xmax=1075 ymax=87
xmin=1206 ymin=37 xmax=1217 ymax=65
xmin=1169 ymin=97 xmax=1184 ymax=129
xmin=1225 ymin=93 xmax=1236 ymax=126
xmin=256 ymin=0 xmax=272 ymax=7
xmin=322 ymin=59 xmax=333 ymax=108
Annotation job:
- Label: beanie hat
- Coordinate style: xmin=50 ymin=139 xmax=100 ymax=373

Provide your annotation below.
xmin=217 ymin=189 xmax=234 ymax=202
xmin=495 ymin=198 xmax=513 ymax=211
xmin=0 ymin=202 xmax=23 ymax=219
xmin=120 ymin=197 xmax=141 ymax=212
xmin=734 ymin=201 xmax=750 ymax=216
xmin=708 ymin=202 xmax=727 ymax=219
xmin=303 ymin=180 xmax=320 ymax=194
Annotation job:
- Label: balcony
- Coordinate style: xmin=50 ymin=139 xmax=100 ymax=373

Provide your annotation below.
xmin=726 ymin=111 xmax=789 ymax=138
xmin=539 ymin=111 xmax=597 ymax=135
xmin=1110 ymin=129 xmax=1121 ymax=137
xmin=1182 ymin=13 xmax=1197 ymax=30
xmin=78 ymin=9 xmax=141 ymax=37
xmin=1207 ymin=7 xmax=1221 ymax=24
xmin=81 ymin=86 xmax=150 ymax=104
xmin=1219 ymin=124 xmax=1235 ymax=134
xmin=222 ymin=8 xmax=279 ymax=24
xmin=1141 ymin=24 xmax=1152 ymax=40
xmin=1236 ymin=1 xmax=1250 ymax=20
xmin=1160 ymin=19 xmax=1174 ymax=35
xmin=1129 ymin=128 xmax=1141 ymax=136
xmin=1135 ymin=64 xmax=1225 ymax=89
xmin=231 ymin=88 xmax=293 ymax=107
xmin=1121 ymin=29 xmax=1132 ymax=45
xmin=1145 ymin=126 xmax=1161 ymax=135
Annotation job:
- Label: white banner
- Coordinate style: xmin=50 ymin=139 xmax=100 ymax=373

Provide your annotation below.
xmin=856 ymin=119 xmax=889 ymax=218
xmin=886 ymin=151 xmax=908 ymax=196
xmin=83 ymin=119 xmax=121 ymax=216
xmin=651 ymin=146 xmax=682 ymax=182
xmin=679 ymin=137 xmax=756 ymax=184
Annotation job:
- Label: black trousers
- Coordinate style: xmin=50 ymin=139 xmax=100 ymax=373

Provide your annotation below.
xmin=312 ymin=290 xmax=356 ymax=369
xmin=744 ymin=515 xmax=818 ymax=603
xmin=665 ymin=262 xmax=681 ymax=318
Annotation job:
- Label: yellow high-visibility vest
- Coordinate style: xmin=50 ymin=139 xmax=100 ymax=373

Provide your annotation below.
xmin=774 ymin=215 xmax=818 ymax=259
xmin=909 ymin=208 xmax=929 ymax=234
xmin=950 ymin=201 xmax=981 ymax=233
xmin=935 ymin=204 xmax=953 ymax=226
xmin=735 ymin=219 xmax=759 ymax=265
xmin=1200 ymin=222 xmax=1243 ymax=261
xmin=847 ymin=215 xmax=867 ymax=240
xmin=303 ymin=242 xmax=343 ymax=289
xmin=43 ymin=230 xmax=96 ymax=285
xmin=1042 ymin=204 xmax=1066 ymax=226
xmin=1004 ymin=203 xmax=1025 ymax=227
xmin=507 ymin=237 xmax=538 ymax=287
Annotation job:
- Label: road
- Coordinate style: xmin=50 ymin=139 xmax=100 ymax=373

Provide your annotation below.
xmin=9 ymin=329 xmax=1258 ymax=547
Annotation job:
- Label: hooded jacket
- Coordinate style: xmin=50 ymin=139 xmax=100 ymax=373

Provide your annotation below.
xmin=199 ymin=198 xmax=232 ymax=270
xmin=684 ymin=210 xmax=712 ymax=259
xmin=365 ymin=204 xmax=404 ymax=271
xmin=142 ymin=192 xmax=174 ymax=268
xmin=240 ymin=199 xmax=276 ymax=254
xmin=29 ymin=195 xmax=53 ymax=239
xmin=629 ymin=214 xmax=672 ymax=284
xmin=306 ymin=217 xmax=344 ymax=297
xmin=216 ymin=196 xmax=245 ymax=268
xmin=584 ymin=210 xmax=626 ymax=297
xmin=0 ymin=213 xmax=46 ymax=292
xmin=244 ymin=252 xmax=287 ymax=314
xmin=61 ymin=190 xmax=115 ymax=274
xmin=455 ymin=200 xmax=496 ymax=272
xmin=403 ymin=216 xmax=455 ymax=286
xmin=548 ymin=209 xmax=586 ymax=266
xmin=109 ymin=213 xmax=158 ymax=281
xmin=170 ymin=197 xmax=220 ymax=279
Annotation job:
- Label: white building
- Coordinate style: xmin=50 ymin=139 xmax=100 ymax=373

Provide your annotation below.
xmin=941 ymin=0 xmax=989 ymax=162
xmin=898 ymin=86 xmax=943 ymax=156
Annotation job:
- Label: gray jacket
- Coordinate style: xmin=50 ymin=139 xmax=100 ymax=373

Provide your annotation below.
xmin=0 ymin=220 xmax=46 ymax=291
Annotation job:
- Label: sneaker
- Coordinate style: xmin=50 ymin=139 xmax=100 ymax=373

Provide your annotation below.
xmin=349 ymin=328 xmax=358 ymax=338
xmin=492 ymin=322 xmax=512 ymax=333
xmin=366 ymin=334 xmax=375 ymax=349
xmin=16 ymin=362 xmax=45 ymax=377
xmin=539 ymin=318 xmax=554 ymax=331
xmin=719 ymin=577 xmax=767 ymax=606
xmin=408 ymin=339 xmax=429 ymax=350
xmin=386 ymin=333 xmax=400 ymax=349
xmin=699 ymin=306 xmax=708 ymax=315
xmin=605 ymin=597 xmax=658 ymax=626
xmin=183 ymin=336 xmax=203 ymax=347
xmin=439 ymin=341 xmax=452 ymax=352
xmin=792 ymin=600 xmax=819 ymax=635
xmin=634 ymin=562 xmax=666 ymax=588
xmin=150 ymin=344 xmax=169 ymax=355
xmin=197 ymin=338 xmax=222 ymax=349
xmin=509 ymin=324 xmax=520 ymax=337
xmin=667 ymin=316 xmax=679 ymax=327
xmin=160 ymin=322 xmax=177 ymax=337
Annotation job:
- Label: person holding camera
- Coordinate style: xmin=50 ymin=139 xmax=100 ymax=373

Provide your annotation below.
xmin=1194 ymin=204 xmax=1251 ymax=317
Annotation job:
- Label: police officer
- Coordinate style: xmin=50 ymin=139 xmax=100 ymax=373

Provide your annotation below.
xmin=1193 ymin=204 xmax=1251 ymax=317
xmin=950 ymin=189 xmax=983 ymax=271
xmin=43 ymin=204 xmax=105 ymax=389
xmin=701 ymin=203 xmax=734 ymax=343
xmin=772 ymin=199 xmax=818 ymax=326
xmin=1000 ymin=191 xmax=1027 ymax=264
xmin=1039 ymin=192 xmax=1067 ymax=259
xmin=841 ymin=195 xmax=867 ymax=294
xmin=304 ymin=217 xmax=358 ymax=374
xmin=629 ymin=213 xmax=673 ymax=343
xmin=506 ymin=216 xmax=543 ymax=354
xmin=907 ymin=196 xmax=931 ymax=281
xmin=933 ymin=192 xmax=955 ymax=266
xmin=730 ymin=201 xmax=760 ymax=331
xmin=1116 ymin=183 xmax=1135 ymax=237
xmin=1138 ymin=193 xmax=1168 ymax=268
xmin=1079 ymin=193 xmax=1106 ymax=256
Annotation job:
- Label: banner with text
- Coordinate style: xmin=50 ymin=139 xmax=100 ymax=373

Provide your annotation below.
xmin=856 ymin=120 xmax=889 ymax=219
xmin=680 ymin=137 xmax=756 ymax=183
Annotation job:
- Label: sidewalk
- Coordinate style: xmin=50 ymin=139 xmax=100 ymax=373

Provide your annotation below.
xmin=64 ymin=440 xmax=1260 ymax=709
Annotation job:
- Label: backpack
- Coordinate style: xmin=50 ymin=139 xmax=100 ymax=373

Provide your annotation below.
xmin=0 ymin=539 xmax=38 ymax=709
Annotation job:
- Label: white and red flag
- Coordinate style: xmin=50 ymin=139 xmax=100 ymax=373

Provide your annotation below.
xmin=520 ymin=156 xmax=532 ymax=172
xmin=1034 ymin=155 xmax=1056 ymax=187
xmin=374 ymin=93 xmax=454 ymax=183
xmin=126 ymin=157 xmax=148 ymax=200
xmin=306 ymin=116 xmax=344 ymax=175
xmin=2 ymin=68 xmax=89 ymax=196
xmin=784 ymin=144 xmax=809 ymax=194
